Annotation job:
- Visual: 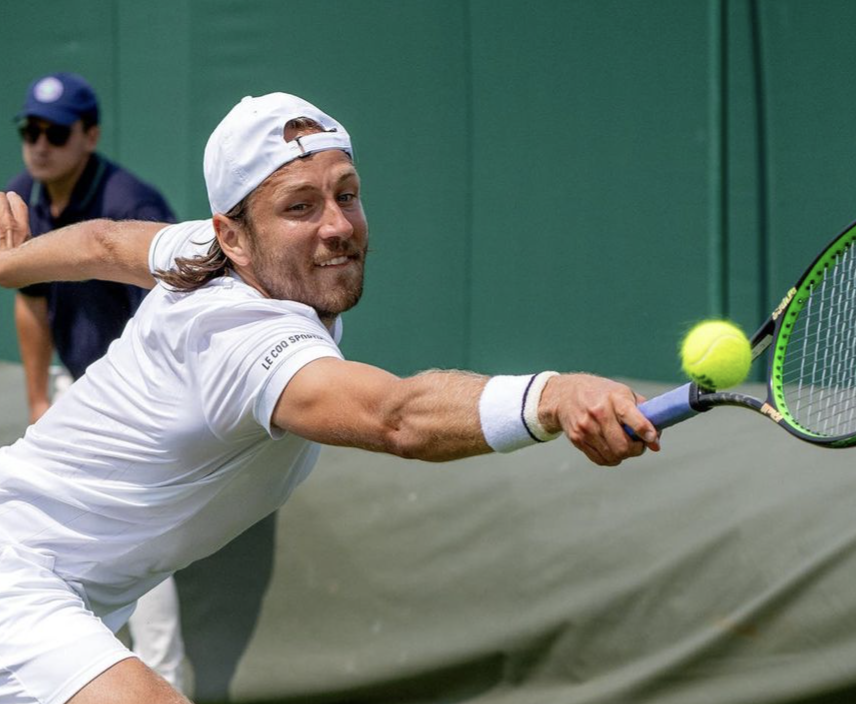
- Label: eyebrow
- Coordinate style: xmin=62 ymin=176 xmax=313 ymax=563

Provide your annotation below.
xmin=271 ymin=166 xmax=359 ymax=197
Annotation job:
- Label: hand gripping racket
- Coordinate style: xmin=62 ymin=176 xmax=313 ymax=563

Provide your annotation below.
xmin=635 ymin=219 xmax=856 ymax=448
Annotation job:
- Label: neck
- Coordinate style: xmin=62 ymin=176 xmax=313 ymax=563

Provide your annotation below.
xmin=45 ymin=155 xmax=91 ymax=218
xmin=229 ymin=266 xmax=337 ymax=332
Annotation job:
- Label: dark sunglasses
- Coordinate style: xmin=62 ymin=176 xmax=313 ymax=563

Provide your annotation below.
xmin=17 ymin=121 xmax=72 ymax=147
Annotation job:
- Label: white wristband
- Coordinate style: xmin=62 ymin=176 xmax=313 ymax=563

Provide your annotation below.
xmin=523 ymin=371 xmax=561 ymax=442
xmin=479 ymin=372 xmax=561 ymax=453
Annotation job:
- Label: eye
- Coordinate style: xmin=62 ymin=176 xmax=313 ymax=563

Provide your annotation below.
xmin=337 ymin=192 xmax=357 ymax=204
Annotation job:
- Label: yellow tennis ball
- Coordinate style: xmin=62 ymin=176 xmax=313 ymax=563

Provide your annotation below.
xmin=680 ymin=320 xmax=751 ymax=390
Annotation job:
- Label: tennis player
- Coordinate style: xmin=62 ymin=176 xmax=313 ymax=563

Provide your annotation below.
xmin=0 ymin=92 xmax=659 ymax=704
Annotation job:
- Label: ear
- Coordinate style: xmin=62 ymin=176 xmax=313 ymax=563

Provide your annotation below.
xmin=213 ymin=213 xmax=253 ymax=267
xmin=84 ymin=124 xmax=100 ymax=152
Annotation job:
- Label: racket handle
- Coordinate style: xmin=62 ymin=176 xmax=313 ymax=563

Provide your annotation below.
xmin=625 ymin=382 xmax=702 ymax=439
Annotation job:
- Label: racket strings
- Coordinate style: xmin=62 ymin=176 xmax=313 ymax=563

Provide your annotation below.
xmin=781 ymin=243 xmax=856 ymax=436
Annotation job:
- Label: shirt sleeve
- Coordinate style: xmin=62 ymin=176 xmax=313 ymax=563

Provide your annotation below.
xmin=148 ymin=220 xmax=217 ymax=274
xmin=191 ymin=300 xmax=344 ymax=440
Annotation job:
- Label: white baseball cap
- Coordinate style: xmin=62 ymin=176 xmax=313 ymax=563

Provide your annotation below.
xmin=203 ymin=92 xmax=353 ymax=214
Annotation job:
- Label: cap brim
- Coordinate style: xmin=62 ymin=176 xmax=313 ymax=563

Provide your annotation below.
xmin=15 ymin=105 xmax=81 ymax=126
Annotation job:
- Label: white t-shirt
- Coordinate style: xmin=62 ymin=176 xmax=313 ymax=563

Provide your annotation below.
xmin=0 ymin=220 xmax=342 ymax=630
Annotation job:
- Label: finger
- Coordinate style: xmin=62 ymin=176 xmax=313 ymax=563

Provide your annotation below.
xmin=586 ymin=411 xmax=653 ymax=464
xmin=0 ymin=193 xmax=10 ymax=241
xmin=581 ymin=425 xmax=628 ymax=466
xmin=0 ymin=195 xmax=14 ymax=251
xmin=8 ymin=192 xmax=29 ymax=223
xmin=619 ymin=402 xmax=659 ymax=448
xmin=570 ymin=411 xmax=633 ymax=466
xmin=0 ymin=192 xmax=27 ymax=249
xmin=6 ymin=192 xmax=30 ymax=247
xmin=567 ymin=434 xmax=611 ymax=467
xmin=575 ymin=399 xmax=641 ymax=464
xmin=585 ymin=445 xmax=620 ymax=467
xmin=598 ymin=401 xmax=637 ymax=445
xmin=588 ymin=444 xmax=621 ymax=467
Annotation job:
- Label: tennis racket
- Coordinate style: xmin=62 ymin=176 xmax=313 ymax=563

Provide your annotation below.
xmin=635 ymin=219 xmax=856 ymax=448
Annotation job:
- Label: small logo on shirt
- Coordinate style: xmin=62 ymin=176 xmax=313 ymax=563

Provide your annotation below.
xmin=261 ymin=333 xmax=327 ymax=371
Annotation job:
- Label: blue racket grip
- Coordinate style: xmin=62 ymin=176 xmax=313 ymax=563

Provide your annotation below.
xmin=625 ymin=383 xmax=701 ymax=439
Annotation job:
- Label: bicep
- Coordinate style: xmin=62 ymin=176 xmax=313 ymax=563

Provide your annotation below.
xmin=272 ymin=358 xmax=491 ymax=461
xmin=272 ymin=358 xmax=403 ymax=453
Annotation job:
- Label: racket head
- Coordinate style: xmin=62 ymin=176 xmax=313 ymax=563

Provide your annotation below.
xmin=686 ymin=220 xmax=856 ymax=447
xmin=762 ymin=220 xmax=856 ymax=446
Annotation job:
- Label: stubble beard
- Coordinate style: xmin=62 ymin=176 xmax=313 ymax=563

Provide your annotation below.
xmin=254 ymin=246 xmax=367 ymax=322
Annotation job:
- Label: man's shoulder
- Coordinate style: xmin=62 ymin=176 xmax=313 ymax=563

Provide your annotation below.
xmin=5 ymin=170 xmax=34 ymax=201
xmin=98 ymin=156 xmax=176 ymax=221
xmin=157 ymin=279 xmax=331 ymax=331
xmin=137 ymin=281 xmax=337 ymax=365
xmin=99 ymin=158 xmax=167 ymax=200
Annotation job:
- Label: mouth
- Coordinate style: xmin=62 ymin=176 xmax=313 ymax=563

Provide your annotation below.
xmin=316 ymin=253 xmax=360 ymax=268
xmin=317 ymin=256 xmax=350 ymax=267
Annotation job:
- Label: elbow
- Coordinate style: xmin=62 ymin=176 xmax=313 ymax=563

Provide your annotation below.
xmin=89 ymin=220 xmax=117 ymax=261
xmin=380 ymin=426 xmax=425 ymax=461
xmin=70 ymin=219 xmax=116 ymax=278
xmin=380 ymin=426 xmax=463 ymax=463
xmin=88 ymin=219 xmax=155 ymax=288
xmin=387 ymin=443 xmax=448 ymax=463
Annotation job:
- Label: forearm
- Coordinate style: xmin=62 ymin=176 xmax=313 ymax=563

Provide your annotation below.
xmin=15 ymin=295 xmax=53 ymax=421
xmin=377 ymin=369 xmax=492 ymax=461
xmin=0 ymin=219 xmax=163 ymax=289
xmin=371 ymin=371 xmax=659 ymax=464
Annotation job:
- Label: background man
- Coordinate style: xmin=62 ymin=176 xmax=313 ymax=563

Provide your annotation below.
xmin=5 ymin=72 xmax=186 ymax=692
xmin=7 ymin=72 xmax=175 ymax=422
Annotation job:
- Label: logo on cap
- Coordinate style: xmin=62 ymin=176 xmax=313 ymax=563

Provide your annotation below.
xmin=34 ymin=77 xmax=64 ymax=104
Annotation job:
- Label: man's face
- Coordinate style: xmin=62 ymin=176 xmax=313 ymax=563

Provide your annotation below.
xmin=20 ymin=118 xmax=98 ymax=186
xmin=239 ymin=149 xmax=369 ymax=320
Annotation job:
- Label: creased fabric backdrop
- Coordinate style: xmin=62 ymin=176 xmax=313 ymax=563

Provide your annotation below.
xmin=3 ymin=365 xmax=852 ymax=704
xmin=221 ymin=381 xmax=856 ymax=704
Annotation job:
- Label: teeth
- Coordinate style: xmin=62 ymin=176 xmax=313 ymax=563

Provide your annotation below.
xmin=318 ymin=256 xmax=350 ymax=267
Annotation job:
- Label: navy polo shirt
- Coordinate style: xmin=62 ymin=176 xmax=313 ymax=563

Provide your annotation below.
xmin=7 ymin=153 xmax=175 ymax=379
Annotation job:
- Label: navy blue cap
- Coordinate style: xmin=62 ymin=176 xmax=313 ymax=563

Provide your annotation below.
xmin=17 ymin=73 xmax=99 ymax=126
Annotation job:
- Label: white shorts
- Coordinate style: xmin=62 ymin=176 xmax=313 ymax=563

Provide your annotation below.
xmin=0 ymin=544 xmax=134 ymax=704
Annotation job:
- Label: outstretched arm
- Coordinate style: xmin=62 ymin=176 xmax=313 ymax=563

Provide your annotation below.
xmin=0 ymin=191 xmax=165 ymax=289
xmin=274 ymin=358 xmax=660 ymax=467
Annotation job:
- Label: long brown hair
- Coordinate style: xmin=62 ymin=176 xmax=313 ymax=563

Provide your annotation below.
xmin=154 ymin=116 xmax=326 ymax=293
xmin=153 ymin=197 xmax=249 ymax=292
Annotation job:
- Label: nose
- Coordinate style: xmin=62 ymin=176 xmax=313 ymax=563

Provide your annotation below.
xmin=318 ymin=200 xmax=354 ymax=241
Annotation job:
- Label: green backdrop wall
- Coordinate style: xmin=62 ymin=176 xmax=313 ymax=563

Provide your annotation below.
xmin=1 ymin=0 xmax=855 ymax=383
